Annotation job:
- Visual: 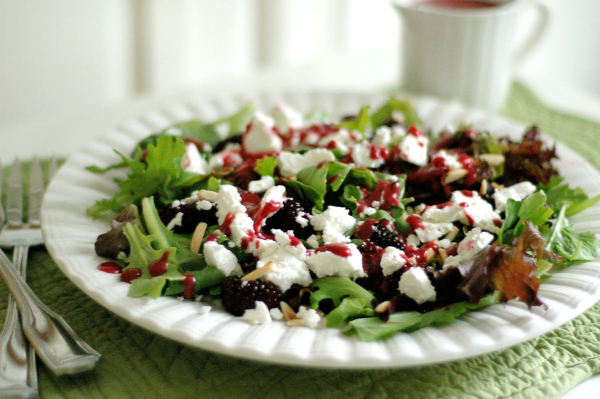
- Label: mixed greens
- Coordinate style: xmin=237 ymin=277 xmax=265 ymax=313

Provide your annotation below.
xmin=88 ymin=98 xmax=599 ymax=341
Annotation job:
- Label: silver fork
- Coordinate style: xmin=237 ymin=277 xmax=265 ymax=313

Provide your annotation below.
xmin=0 ymin=160 xmax=37 ymax=398
xmin=0 ymin=159 xmax=102 ymax=377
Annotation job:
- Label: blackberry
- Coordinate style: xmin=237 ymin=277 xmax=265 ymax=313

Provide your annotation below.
xmin=220 ymin=277 xmax=283 ymax=316
xmin=370 ymin=223 xmax=404 ymax=250
xmin=158 ymin=201 xmax=218 ymax=234
xmin=262 ymin=199 xmax=315 ymax=239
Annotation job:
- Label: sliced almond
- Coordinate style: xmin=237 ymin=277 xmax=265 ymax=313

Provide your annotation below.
xmin=241 ymin=261 xmax=275 ymax=281
xmin=375 ymin=301 xmax=391 ymax=313
xmin=280 ymin=302 xmax=297 ymax=321
xmin=286 ymin=319 xmax=305 ymax=327
xmin=407 ymin=257 xmax=417 ymax=265
xmin=480 ymin=179 xmax=489 ymax=196
xmin=444 ymin=168 xmax=468 ymax=184
xmin=479 ymin=153 xmax=505 ymax=166
xmin=190 ymin=222 xmax=208 ymax=254
xmin=439 ymin=247 xmax=448 ymax=263
xmin=444 ymin=226 xmax=459 ymax=242
xmin=425 ymin=248 xmax=435 ymax=263
xmin=197 ymin=189 xmax=218 ymax=202
xmin=491 ymin=182 xmax=502 ymax=190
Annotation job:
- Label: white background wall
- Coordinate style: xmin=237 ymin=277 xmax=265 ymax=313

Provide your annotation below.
xmin=0 ymin=0 xmax=599 ymax=128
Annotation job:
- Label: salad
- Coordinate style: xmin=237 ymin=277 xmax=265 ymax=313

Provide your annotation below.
xmin=87 ymin=98 xmax=600 ymax=341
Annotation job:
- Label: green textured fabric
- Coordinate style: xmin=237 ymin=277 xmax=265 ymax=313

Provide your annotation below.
xmin=1 ymin=82 xmax=600 ymax=399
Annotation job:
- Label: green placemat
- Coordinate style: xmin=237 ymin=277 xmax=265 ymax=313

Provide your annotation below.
xmin=2 ymin=82 xmax=600 ymax=399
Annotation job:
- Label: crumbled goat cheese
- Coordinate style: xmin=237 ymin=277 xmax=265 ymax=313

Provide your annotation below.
xmin=438 ymin=239 xmax=452 ymax=249
xmin=359 ymin=206 xmax=377 ymax=218
xmin=228 ymin=212 xmax=254 ymax=247
xmin=203 ymin=241 xmax=242 ymax=276
xmin=317 ymin=128 xmax=358 ymax=153
xmin=431 ymin=150 xmax=463 ymax=169
xmin=381 ymin=247 xmax=407 ymax=276
xmin=295 ymin=214 xmax=309 ymax=227
xmin=166 ymin=212 xmax=184 ymax=231
xmin=270 ymin=307 xmax=284 ymax=321
xmin=351 ymin=141 xmax=386 ymax=169
xmin=296 ymin=306 xmax=322 ymax=329
xmin=398 ymin=267 xmax=436 ymax=304
xmin=395 ymin=133 xmax=429 ymax=166
xmin=415 ymin=220 xmax=455 ymax=243
xmin=216 ymin=185 xmax=245 ymax=225
xmin=181 ymin=143 xmax=210 ymax=175
xmin=248 ymin=175 xmax=276 ymax=193
xmin=242 ymin=301 xmax=272 ymax=325
xmin=271 ymin=103 xmax=303 ymax=132
xmin=255 ymin=230 xmax=312 ymax=292
xmin=309 ymin=206 xmax=356 ymax=244
xmin=450 ymin=190 xmax=501 ymax=233
xmin=421 ymin=202 xmax=465 ymax=223
xmin=306 ymin=243 xmax=366 ymax=279
xmin=492 ymin=181 xmax=537 ymax=212
xmin=306 ymin=234 xmax=320 ymax=248
xmin=372 ymin=125 xmax=406 ymax=148
xmin=196 ymin=200 xmax=213 ymax=210
xmin=276 ymin=148 xmax=336 ymax=177
xmin=443 ymin=227 xmax=494 ymax=269
xmin=243 ymin=112 xmax=282 ymax=154
xmin=261 ymin=185 xmax=287 ymax=206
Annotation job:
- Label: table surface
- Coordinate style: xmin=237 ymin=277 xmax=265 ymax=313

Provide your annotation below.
xmin=2 ymin=53 xmax=600 ymax=398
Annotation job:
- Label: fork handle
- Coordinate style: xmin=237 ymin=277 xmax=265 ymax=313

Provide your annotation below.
xmin=0 ymin=245 xmax=38 ymax=398
xmin=0 ymin=297 xmax=38 ymax=399
xmin=0 ymin=247 xmax=101 ymax=375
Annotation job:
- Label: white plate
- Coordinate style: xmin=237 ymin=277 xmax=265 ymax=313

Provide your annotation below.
xmin=41 ymin=92 xmax=600 ymax=369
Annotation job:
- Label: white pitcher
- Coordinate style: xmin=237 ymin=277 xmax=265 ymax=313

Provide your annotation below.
xmin=393 ymin=0 xmax=549 ymax=112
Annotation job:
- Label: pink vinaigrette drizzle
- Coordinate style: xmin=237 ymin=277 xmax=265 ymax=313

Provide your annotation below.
xmin=98 ymin=261 xmax=122 ymax=274
xmin=315 ymin=244 xmax=353 ymax=258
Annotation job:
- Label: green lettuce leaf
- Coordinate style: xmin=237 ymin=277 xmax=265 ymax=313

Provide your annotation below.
xmin=140 ymin=197 xmax=206 ymax=271
xmin=254 ymin=156 xmax=277 ymax=177
xmin=539 ymin=177 xmax=600 ymax=217
xmin=122 ymin=223 xmax=183 ymax=298
xmin=370 ymin=98 xmax=422 ymax=129
xmin=546 ymin=206 xmax=598 ymax=264
xmin=310 ymin=277 xmax=375 ymax=308
xmin=342 ymin=293 xmax=499 ymax=341
xmin=338 ymin=105 xmax=371 ymax=136
xmin=87 ymin=135 xmax=190 ymax=217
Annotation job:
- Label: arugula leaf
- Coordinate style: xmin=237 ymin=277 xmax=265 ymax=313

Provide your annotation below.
xmin=281 ymin=179 xmax=324 ymax=211
xmin=338 ymin=105 xmax=371 ymax=136
xmin=546 ymin=206 xmax=598 ymax=264
xmin=163 ymin=101 xmax=255 ymax=148
xmin=499 ymin=191 xmax=553 ymax=244
xmin=340 ymin=185 xmax=363 ymax=212
xmin=517 ymin=191 xmax=553 ymax=227
xmin=254 ymin=157 xmax=277 ymax=177
xmin=163 ymin=267 xmax=227 ymax=296
xmin=539 ymin=177 xmax=600 ymax=217
xmin=341 ymin=293 xmax=499 ymax=341
xmin=370 ymin=98 xmax=422 ymax=129
xmin=324 ymin=297 xmax=375 ymax=328
xmin=310 ymin=277 xmax=375 ymax=308
xmin=342 ymin=312 xmax=422 ymax=341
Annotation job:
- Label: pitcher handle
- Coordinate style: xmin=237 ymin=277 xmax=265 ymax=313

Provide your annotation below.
xmin=513 ymin=1 xmax=549 ymax=66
